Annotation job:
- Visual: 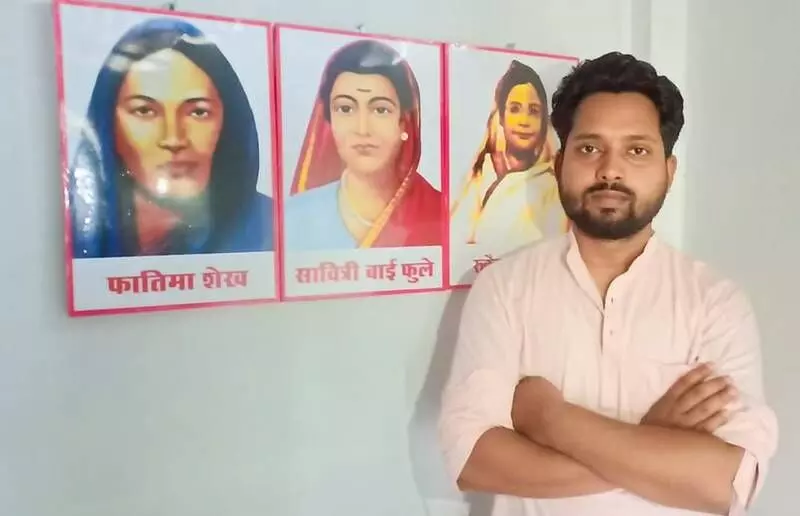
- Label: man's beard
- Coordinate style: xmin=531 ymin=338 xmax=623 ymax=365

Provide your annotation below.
xmin=560 ymin=181 xmax=667 ymax=240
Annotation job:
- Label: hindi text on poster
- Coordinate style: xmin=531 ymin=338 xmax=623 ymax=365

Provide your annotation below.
xmin=107 ymin=267 xmax=250 ymax=295
xmin=283 ymin=246 xmax=444 ymax=298
xmin=294 ymin=257 xmax=435 ymax=285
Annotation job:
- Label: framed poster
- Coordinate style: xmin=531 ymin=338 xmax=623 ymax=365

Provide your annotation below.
xmin=275 ymin=25 xmax=448 ymax=301
xmin=446 ymin=45 xmax=577 ymax=287
xmin=54 ymin=0 xmax=279 ymax=315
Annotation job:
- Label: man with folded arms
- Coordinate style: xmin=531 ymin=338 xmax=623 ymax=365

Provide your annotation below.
xmin=438 ymin=52 xmax=778 ymax=516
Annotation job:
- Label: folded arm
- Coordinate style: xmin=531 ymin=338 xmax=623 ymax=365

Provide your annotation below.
xmin=521 ymin=393 xmax=743 ymax=514
xmin=438 ymin=270 xmax=614 ymax=499
xmin=459 ymin=426 xmax=613 ymax=498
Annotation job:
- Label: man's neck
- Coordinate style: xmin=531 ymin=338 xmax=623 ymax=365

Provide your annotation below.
xmin=573 ymin=226 xmax=654 ymax=298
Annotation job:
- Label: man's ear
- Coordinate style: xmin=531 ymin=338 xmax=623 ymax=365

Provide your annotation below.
xmin=666 ymin=154 xmax=678 ymax=191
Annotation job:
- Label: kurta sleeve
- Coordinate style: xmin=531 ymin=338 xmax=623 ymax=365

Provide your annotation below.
xmin=695 ymin=279 xmax=779 ymax=513
xmin=438 ymin=266 xmax=523 ymax=484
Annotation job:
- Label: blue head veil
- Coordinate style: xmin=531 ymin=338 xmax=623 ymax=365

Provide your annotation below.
xmin=69 ymin=18 xmax=263 ymax=257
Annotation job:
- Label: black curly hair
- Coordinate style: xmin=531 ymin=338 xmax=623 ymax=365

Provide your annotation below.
xmin=550 ymin=52 xmax=684 ymax=156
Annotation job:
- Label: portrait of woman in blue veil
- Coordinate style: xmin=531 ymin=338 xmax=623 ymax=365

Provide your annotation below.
xmin=68 ymin=17 xmax=274 ymax=259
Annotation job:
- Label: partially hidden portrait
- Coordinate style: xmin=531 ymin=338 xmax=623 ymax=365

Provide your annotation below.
xmin=57 ymin=1 xmax=278 ymax=314
xmin=448 ymin=47 xmax=577 ymax=285
xmin=278 ymin=27 xmax=446 ymax=299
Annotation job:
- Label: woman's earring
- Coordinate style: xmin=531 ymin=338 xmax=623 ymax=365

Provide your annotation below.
xmin=400 ymin=132 xmax=409 ymax=141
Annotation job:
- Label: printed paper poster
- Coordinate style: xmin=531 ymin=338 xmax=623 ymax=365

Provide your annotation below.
xmin=447 ymin=45 xmax=577 ymax=286
xmin=276 ymin=25 xmax=447 ymax=300
xmin=55 ymin=0 xmax=278 ymax=314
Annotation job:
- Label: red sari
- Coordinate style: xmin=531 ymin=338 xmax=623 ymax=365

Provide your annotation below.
xmin=289 ymin=41 xmax=443 ymax=249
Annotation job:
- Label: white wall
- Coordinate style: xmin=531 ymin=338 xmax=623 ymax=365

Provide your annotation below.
xmin=685 ymin=2 xmax=798 ymax=515
xmin=0 ymin=0 xmax=746 ymax=515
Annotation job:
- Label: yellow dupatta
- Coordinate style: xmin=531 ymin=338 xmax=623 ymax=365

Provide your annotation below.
xmin=450 ymin=110 xmax=560 ymax=243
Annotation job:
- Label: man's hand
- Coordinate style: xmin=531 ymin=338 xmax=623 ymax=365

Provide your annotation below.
xmin=642 ymin=363 xmax=737 ymax=433
xmin=511 ymin=376 xmax=565 ymax=446
xmin=460 ymin=375 xmax=616 ymax=499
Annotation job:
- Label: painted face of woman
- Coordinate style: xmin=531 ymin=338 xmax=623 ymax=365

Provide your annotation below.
xmin=328 ymin=71 xmax=405 ymax=180
xmin=114 ymin=48 xmax=224 ymax=200
xmin=502 ymin=82 xmax=542 ymax=155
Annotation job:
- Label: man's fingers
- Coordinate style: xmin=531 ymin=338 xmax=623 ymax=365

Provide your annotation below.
xmin=667 ymin=362 xmax=715 ymax=399
xmin=695 ymin=409 xmax=730 ymax=433
xmin=676 ymin=375 xmax=732 ymax=413
xmin=681 ymin=384 xmax=737 ymax=427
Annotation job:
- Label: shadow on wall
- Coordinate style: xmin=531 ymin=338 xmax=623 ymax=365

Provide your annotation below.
xmin=407 ymin=272 xmax=495 ymax=516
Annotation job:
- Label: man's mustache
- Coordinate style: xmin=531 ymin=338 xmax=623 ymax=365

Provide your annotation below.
xmin=585 ymin=182 xmax=634 ymax=196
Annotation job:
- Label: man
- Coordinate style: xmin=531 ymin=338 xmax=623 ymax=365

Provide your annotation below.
xmin=438 ymin=52 xmax=778 ymax=516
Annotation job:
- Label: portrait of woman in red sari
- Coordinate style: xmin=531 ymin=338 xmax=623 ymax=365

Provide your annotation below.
xmin=282 ymin=39 xmax=443 ymax=251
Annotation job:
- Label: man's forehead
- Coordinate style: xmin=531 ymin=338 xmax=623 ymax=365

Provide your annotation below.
xmin=571 ymin=131 xmax=660 ymax=143
xmin=571 ymin=92 xmax=661 ymax=136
